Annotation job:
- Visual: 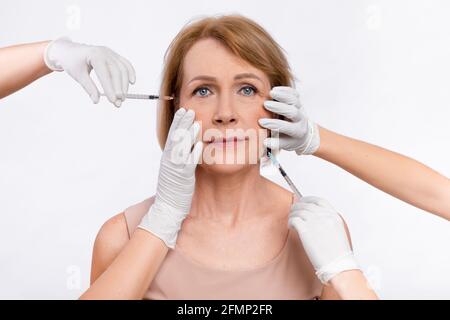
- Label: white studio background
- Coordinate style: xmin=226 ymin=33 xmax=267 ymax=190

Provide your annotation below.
xmin=0 ymin=0 xmax=449 ymax=299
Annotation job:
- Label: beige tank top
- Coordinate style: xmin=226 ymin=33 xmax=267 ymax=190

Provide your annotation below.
xmin=123 ymin=195 xmax=323 ymax=300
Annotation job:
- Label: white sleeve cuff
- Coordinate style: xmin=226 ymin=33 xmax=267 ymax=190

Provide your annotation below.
xmin=43 ymin=36 xmax=71 ymax=71
xmin=316 ymin=252 xmax=360 ymax=284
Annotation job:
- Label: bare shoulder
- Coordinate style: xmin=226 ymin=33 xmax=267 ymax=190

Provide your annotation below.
xmin=263 ymin=176 xmax=293 ymax=197
xmin=261 ymin=177 xmax=295 ymax=214
xmin=94 ymin=213 xmax=129 ymax=253
xmin=90 ymin=212 xmax=130 ymax=283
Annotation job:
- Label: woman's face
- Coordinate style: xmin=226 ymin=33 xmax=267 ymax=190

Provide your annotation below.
xmin=178 ymin=38 xmax=274 ymax=174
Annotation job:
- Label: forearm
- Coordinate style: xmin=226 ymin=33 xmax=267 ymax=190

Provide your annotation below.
xmin=0 ymin=41 xmax=52 ymax=99
xmin=80 ymin=229 xmax=168 ymax=300
xmin=328 ymin=270 xmax=378 ymax=300
xmin=315 ymin=126 xmax=450 ymax=220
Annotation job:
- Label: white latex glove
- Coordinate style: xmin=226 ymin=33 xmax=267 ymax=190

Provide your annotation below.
xmin=44 ymin=37 xmax=136 ymax=107
xmin=288 ymin=196 xmax=360 ymax=284
xmin=138 ymin=108 xmax=203 ymax=249
xmin=258 ymin=86 xmax=320 ymax=155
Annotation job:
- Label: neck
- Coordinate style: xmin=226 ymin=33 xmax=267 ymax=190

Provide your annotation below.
xmin=190 ymin=164 xmax=272 ymax=224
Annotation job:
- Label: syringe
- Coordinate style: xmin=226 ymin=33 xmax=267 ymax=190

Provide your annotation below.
xmin=100 ymin=93 xmax=174 ymax=100
xmin=267 ymin=150 xmax=303 ymax=198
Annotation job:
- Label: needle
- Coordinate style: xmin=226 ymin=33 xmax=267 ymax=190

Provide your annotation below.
xmin=100 ymin=93 xmax=174 ymax=100
xmin=267 ymin=151 xmax=303 ymax=198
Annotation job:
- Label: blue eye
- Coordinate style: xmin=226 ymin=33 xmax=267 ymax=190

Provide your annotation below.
xmin=192 ymin=85 xmax=258 ymax=98
xmin=193 ymin=87 xmax=211 ymax=97
xmin=240 ymin=85 xmax=257 ymax=96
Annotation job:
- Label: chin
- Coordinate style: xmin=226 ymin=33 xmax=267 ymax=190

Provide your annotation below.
xmin=199 ymin=162 xmax=253 ymax=175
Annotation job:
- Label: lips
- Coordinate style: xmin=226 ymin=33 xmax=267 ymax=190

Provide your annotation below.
xmin=207 ymin=136 xmax=249 ymax=144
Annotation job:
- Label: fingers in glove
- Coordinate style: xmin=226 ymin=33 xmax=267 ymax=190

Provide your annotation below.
xmin=106 ymin=59 xmax=125 ymax=107
xmin=288 ymin=216 xmax=307 ymax=232
xmin=263 ymin=136 xmax=293 ymax=150
xmin=187 ymin=122 xmax=203 ymax=170
xmin=90 ymin=58 xmax=118 ymax=106
xmin=167 ymin=108 xmax=186 ymax=135
xmin=293 ymin=206 xmax=327 ymax=220
xmin=270 ymin=86 xmax=301 ymax=107
xmin=114 ymin=53 xmax=136 ymax=84
xmin=190 ymin=141 xmax=203 ymax=166
xmin=271 ymin=86 xmax=300 ymax=97
xmin=263 ymin=100 xmax=302 ymax=121
xmin=111 ymin=55 xmax=130 ymax=101
xmin=166 ymin=109 xmax=195 ymax=156
xmin=292 ymin=199 xmax=334 ymax=216
xmin=176 ymin=109 xmax=196 ymax=131
xmin=165 ymin=108 xmax=188 ymax=149
xmin=289 ymin=205 xmax=317 ymax=220
xmin=173 ymin=119 xmax=199 ymax=165
xmin=299 ymin=196 xmax=336 ymax=211
xmin=258 ymin=118 xmax=306 ymax=137
xmin=77 ymin=72 xmax=100 ymax=103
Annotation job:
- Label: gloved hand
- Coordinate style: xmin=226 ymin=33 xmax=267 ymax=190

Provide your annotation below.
xmin=258 ymin=86 xmax=320 ymax=155
xmin=288 ymin=196 xmax=360 ymax=284
xmin=138 ymin=107 xmax=203 ymax=249
xmin=44 ymin=37 xmax=136 ymax=107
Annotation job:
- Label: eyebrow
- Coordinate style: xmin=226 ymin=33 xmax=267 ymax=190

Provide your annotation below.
xmin=187 ymin=73 xmax=264 ymax=85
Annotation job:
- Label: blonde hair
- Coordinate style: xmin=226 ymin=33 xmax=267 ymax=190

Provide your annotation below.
xmin=156 ymin=14 xmax=296 ymax=150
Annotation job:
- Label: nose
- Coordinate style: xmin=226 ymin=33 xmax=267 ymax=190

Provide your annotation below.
xmin=212 ymin=94 xmax=238 ymax=126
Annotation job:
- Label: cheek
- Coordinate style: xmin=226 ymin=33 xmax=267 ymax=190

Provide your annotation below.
xmin=254 ymin=107 xmax=273 ymax=132
xmin=261 ymin=108 xmax=274 ymax=120
xmin=178 ymin=94 xmax=205 ymax=119
xmin=186 ymin=105 xmax=210 ymax=125
xmin=179 ymin=91 xmax=274 ymax=126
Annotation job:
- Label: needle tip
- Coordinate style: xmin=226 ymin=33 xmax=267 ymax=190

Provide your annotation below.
xmin=267 ymin=151 xmax=279 ymax=166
